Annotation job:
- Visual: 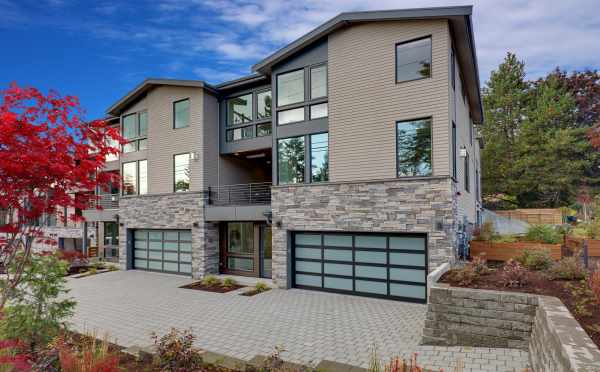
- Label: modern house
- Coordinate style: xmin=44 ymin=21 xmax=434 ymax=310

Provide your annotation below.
xmin=80 ymin=5 xmax=483 ymax=303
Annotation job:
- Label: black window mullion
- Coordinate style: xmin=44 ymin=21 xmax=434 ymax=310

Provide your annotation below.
xmin=320 ymin=233 xmax=324 ymax=288
xmin=386 ymin=236 xmax=391 ymax=296
xmin=352 ymin=235 xmax=356 ymax=292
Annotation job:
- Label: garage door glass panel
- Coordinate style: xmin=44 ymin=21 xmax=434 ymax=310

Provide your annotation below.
xmin=390 ymin=284 xmax=426 ymax=299
xmin=296 ymin=274 xmax=321 ymax=287
xmin=324 ymin=277 xmax=352 ymax=291
xmin=355 ymin=251 xmax=386 ymax=264
xmin=296 ymin=234 xmax=321 ymax=246
xmin=389 ymin=237 xmax=425 ymax=251
xmin=324 ymin=263 xmax=352 ymax=276
xmin=390 ymin=268 xmax=426 ymax=283
xmin=149 ymin=241 xmax=162 ymax=250
xmin=389 ymin=253 xmax=425 ymax=267
xmin=180 ymin=231 xmax=192 ymax=241
xmin=356 ymin=280 xmax=387 ymax=294
xmin=355 ymin=235 xmax=386 ymax=249
xmin=164 ymin=262 xmax=178 ymax=272
xmin=180 ymin=253 xmax=192 ymax=262
xmin=179 ymin=243 xmax=191 ymax=252
xmin=134 ymin=231 xmax=147 ymax=240
xmin=134 ymin=259 xmax=147 ymax=268
xmin=355 ymin=265 xmax=387 ymax=279
xmin=148 ymin=261 xmax=162 ymax=270
xmin=148 ymin=231 xmax=162 ymax=240
xmin=164 ymin=241 xmax=178 ymax=251
xmin=148 ymin=251 xmax=162 ymax=260
xmin=324 ymin=249 xmax=352 ymax=261
xmin=296 ymin=261 xmax=321 ymax=273
xmin=324 ymin=235 xmax=352 ymax=247
xmin=164 ymin=231 xmax=179 ymax=241
xmin=134 ymin=240 xmax=147 ymax=249
xmin=296 ymin=247 xmax=321 ymax=259
xmin=164 ymin=252 xmax=178 ymax=261
xmin=180 ymin=264 xmax=192 ymax=273
xmin=134 ymin=250 xmax=147 ymax=258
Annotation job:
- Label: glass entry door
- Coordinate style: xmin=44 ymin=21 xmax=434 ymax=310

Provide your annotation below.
xmin=220 ymin=222 xmax=272 ymax=278
xmin=260 ymin=225 xmax=272 ymax=278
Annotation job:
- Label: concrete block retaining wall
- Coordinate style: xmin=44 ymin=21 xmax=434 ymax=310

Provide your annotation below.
xmin=423 ymin=282 xmax=600 ymax=371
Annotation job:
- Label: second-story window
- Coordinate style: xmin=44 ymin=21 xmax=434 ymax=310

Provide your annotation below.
xmin=174 ymin=153 xmax=191 ymax=192
xmin=228 ymin=93 xmax=253 ymax=125
xmin=122 ymin=111 xmax=147 ymax=153
xmin=278 ymin=136 xmax=305 ymax=184
xmin=396 ymin=37 xmax=432 ymax=83
xmin=310 ymin=65 xmax=327 ymax=99
xmin=257 ymin=90 xmax=272 ymax=119
xmin=277 ymin=69 xmax=304 ymax=107
xmin=396 ymin=118 xmax=432 ymax=177
xmin=174 ymin=99 xmax=190 ymax=129
xmin=310 ymin=133 xmax=329 ymax=182
xmin=122 ymin=160 xmax=147 ymax=196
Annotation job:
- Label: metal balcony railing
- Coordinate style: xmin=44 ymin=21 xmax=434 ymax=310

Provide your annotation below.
xmin=90 ymin=194 xmax=120 ymax=210
xmin=208 ymin=182 xmax=272 ymax=206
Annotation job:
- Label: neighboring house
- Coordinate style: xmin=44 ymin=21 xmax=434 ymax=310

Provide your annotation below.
xmin=84 ymin=6 xmax=484 ymax=303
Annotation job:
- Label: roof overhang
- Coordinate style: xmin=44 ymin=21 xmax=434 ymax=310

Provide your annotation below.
xmin=252 ymin=6 xmax=483 ymax=123
xmin=106 ymin=78 xmax=218 ymax=117
xmin=213 ymin=73 xmax=269 ymax=91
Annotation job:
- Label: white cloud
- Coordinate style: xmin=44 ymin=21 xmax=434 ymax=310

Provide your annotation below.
xmin=193 ymin=67 xmax=246 ymax=83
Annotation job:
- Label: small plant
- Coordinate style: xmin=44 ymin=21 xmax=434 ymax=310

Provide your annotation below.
xmin=221 ymin=277 xmax=238 ymax=288
xmin=87 ymin=266 xmax=98 ymax=276
xmin=547 ymin=257 xmax=587 ymax=280
xmin=200 ymin=275 xmax=221 ymax=287
xmin=470 ymin=255 xmax=491 ymax=275
xmin=491 ymin=234 xmax=518 ymax=243
xmin=588 ymin=269 xmax=600 ymax=304
xmin=368 ymin=345 xmax=444 ymax=372
xmin=255 ymin=282 xmax=270 ymax=293
xmin=524 ymin=224 xmax=561 ymax=244
xmin=107 ymin=265 xmax=119 ymax=272
xmin=56 ymin=333 xmax=120 ymax=372
xmin=447 ymin=264 xmax=478 ymax=286
xmin=151 ymin=328 xmax=203 ymax=372
xmin=501 ymin=259 xmax=528 ymax=288
xmin=475 ymin=220 xmax=495 ymax=241
xmin=0 ymin=339 xmax=31 ymax=371
xmin=516 ymin=249 xmax=553 ymax=271
xmin=565 ymin=281 xmax=594 ymax=317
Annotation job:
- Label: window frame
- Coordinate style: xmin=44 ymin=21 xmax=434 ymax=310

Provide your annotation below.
xmin=310 ymin=64 xmax=328 ymax=100
xmin=277 ymin=135 xmax=306 ymax=185
xmin=452 ymin=122 xmax=457 ymax=181
xmin=395 ymin=35 xmax=433 ymax=84
xmin=309 ymin=131 xmax=329 ymax=183
xmin=394 ymin=117 xmax=434 ymax=178
xmin=173 ymin=152 xmax=191 ymax=193
xmin=224 ymin=88 xmax=272 ymax=143
xmin=173 ymin=98 xmax=190 ymax=129
xmin=276 ymin=68 xmax=306 ymax=108
xmin=122 ymin=160 xmax=147 ymax=196
xmin=121 ymin=110 xmax=148 ymax=153
xmin=227 ymin=92 xmax=254 ymax=127
xmin=464 ymin=151 xmax=470 ymax=193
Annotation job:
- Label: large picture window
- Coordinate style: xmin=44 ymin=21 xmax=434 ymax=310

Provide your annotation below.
xmin=310 ymin=65 xmax=327 ymax=99
xmin=227 ymin=93 xmax=253 ymax=126
xmin=278 ymin=136 xmax=305 ymax=184
xmin=396 ymin=118 xmax=432 ymax=177
xmin=396 ymin=37 xmax=432 ymax=83
xmin=122 ymin=160 xmax=147 ymax=196
xmin=310 ymin=133 xmax=329 ymax=182
xmin=174 ymin=153 xmax=191 ymax=192
xmin=174 ymin=99 xmax=190 ymax=129
xmin=277 ymin=70 xmax=304 ymax=107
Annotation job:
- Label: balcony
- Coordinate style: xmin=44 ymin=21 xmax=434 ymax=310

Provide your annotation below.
xmin=208 ymin=182 xmax=271 ymax=206
xmin=82 ymin=194 xmax=119 ymax=222
xmin=92 ymin=194 xmax=120 ymax=209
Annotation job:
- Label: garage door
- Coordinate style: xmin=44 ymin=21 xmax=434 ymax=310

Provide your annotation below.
xmin=292 ymin=232 xmax=427 ymax=303
xmin=133 ymin=229 xmax=192 ymax=275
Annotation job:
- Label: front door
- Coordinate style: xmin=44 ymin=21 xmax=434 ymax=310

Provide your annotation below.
xmin=220 ymin=222 xmax=271 ymax=278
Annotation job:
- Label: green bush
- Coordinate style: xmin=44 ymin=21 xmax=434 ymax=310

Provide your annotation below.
xmin=0 ymin=253 xmax=76 ymax=353
xmin=547 ymin=257 xmax=587 ymax=280
xmin=200 ymin=275 xmax=221 ymax=287
xmin=221 ymin=277 xmax=237 ymax=288
xmin=571 ymin=226 xmax=590 ymax=238
xmin=151 ymin=328 xmax=203 ymax=372
xmin=491 ymin=234 xmax=518 ymax=243
xmin=475 ymin=220 xmax=496 ymax=241
xmin=524 ymin=224 xmax=561 ymax=244
xmin=255 ymin=282 xmax=270 ymax=293
xmin=516 ymin=249 xmax=553 ymax=271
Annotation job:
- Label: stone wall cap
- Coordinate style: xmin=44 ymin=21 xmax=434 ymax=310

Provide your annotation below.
xmin=271 ymin=176 xmax=452 ymax=189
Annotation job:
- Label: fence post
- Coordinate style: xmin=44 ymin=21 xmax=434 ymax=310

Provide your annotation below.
xmin=583 ymin=239 xmax=589 ymax=268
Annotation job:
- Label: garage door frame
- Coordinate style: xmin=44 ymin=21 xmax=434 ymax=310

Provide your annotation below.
xmin=291 ymin=231 xmax=428 ymax=303
xmin=132 ymin=229 xmax=193 ymax=276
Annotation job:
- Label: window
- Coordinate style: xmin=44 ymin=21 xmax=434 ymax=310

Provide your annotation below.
xmin=396 ymin=37 xmax=432 ymax=83
xmin=256 ymin=123 xmax=272 ymax=137
xmin=123 ymin=142 xmax=136 ymax=153
xmin=278 ymin=107 xmax=304 ymax=125
xmin=277 ymin=69 xmax=304 ymax=107
xmin=257 ymin=90 xmax=272 ymax=119
xmin=310 ymin=103 xmax=328 ymax=120
xmin=310 ymin=133 xmax=328 ymax=182
xmin=105 ymin=135 xmax=119 ymax=162
xmin=396 ymin=118 xmax=432 ymax=177
xmin=121 ymin=111 xmax=147 ymax=153
xmin=122 ymin=160 xmax=147 ymax=196
xmin=226 ymin=126 xmax=253 ymax=142
xmin=227 ymin=94 xmax=253 ymax=126
xmin=104 ymin=221 xmax=119 ymax=246
xmin=174 ymin=153 xmax=191 ymax=192
xmin=278 ymin=136 xmax=305 ymax=184
xmin=452 ymin=122 xmax=457 ymax=180
xmin=310 ymin=65 xmax=327 ymax=99
xmin=122 ymin=114 xmax=137 ymax=139
xmin=174 ymin=99 xmax=190 ymax=129
xmin=464 ymin=152 xmax=470 ymax=192
xmin=139 ymin=111 xmax=148 ymax=136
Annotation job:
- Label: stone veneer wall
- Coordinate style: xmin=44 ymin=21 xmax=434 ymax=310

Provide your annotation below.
xmin=118 ymin=192 xmax=218 ymax=278
xmin=270 ymin=177 xmax=457 ymax=289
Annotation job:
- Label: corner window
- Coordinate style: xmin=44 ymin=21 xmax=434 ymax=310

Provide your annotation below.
xmin=123 ymin=160 xmax=147 ymax=196
xmin=174 ymin=153 xmax=191 ymax=192
xmin=396 ymin=118 xmax=432 ymax=177
xmin=278 ymin=107 xmax=304 ymax=125
xmin=310 ymin=133 xmax=329 ymax=182
xmin=309 ymin=103 xmax=328 ymax=120
xmin=226 ymin=126 xmax=253 ymax=142
xmin=257 ymin=90 xmax=272 ymax=119
xmin=310 ymin=65 xmax=327 ymax=99
xmin=452 ymin=122 xmax=457 ymax=180
xmin=227 ymin=94 xmax=253 ymax=126
xmin=174 ymin=99 xmax=190 ymax=129
xmin=122 ymin=111 xmax=148 ymax=153
xmin=277 ymin=70 xmax=304 ymax=107
xmin=464 ymin=152 xmax=470 ymax=192
xmin=278 ymin=136 xmax=305 ymax=184
xmin=396 ymin=37 xmax=432 ymax=83
xmin=256 ymin=123 xmax=272 ymax=137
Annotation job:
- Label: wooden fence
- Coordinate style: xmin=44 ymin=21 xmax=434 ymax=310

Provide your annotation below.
xmin=494 ymin=208 xmax=563 ymax=225
xmin=470 ymin=241 xmax=562 ymax=261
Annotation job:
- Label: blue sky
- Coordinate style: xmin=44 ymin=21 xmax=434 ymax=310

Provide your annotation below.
xmin=2 ymin=0 xmax=599 ymax=119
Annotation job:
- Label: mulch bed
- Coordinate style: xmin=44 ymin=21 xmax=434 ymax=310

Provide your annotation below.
xmin=440 ymin=266 xmax=600 ymax=348
xmin=180 ymin=281 xmax=244 ymax=293
xmin=240 ymin=288 xmax=271 ymax=297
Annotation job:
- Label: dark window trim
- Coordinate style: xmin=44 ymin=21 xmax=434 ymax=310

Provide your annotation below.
xmin=394 ymin=35 xmax=432 ymax=84
xmin=276 ymin=134 xmax=306 ymax=186
xmin=464 ymin=151 xmax=470 ymax=193
xmin=395 ymin=116 xmax=434 ymax=179
xmin=277 ymin=106 xmax=306 ymax=126
xmin=308 ymin=131 xmax=329 ymax=183
xmin=173 ymin=98 xmax=190 ymax=129
xmin=121 ymin=110 xmax=148 ymax=153
xmin=452 ymin=121 xmax=457 ymax=182
xmin=122 ymin=159 xmax=147 ymax=196
xmin=173 ymin=152 xmax=191 ymax=193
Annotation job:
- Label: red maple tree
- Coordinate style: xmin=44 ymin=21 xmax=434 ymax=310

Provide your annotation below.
xmin=0 ymin=83 xmax=122 ymax=308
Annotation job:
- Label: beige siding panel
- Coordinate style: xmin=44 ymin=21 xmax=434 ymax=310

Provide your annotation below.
xmin=328 ymin=20 xmax=451 ymax=182
xmin=203 ymin=94 xmax=219 ymax=188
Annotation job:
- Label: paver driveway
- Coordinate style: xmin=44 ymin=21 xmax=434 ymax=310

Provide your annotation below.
xmin=67 ymin=271 xmax=530 ymax=371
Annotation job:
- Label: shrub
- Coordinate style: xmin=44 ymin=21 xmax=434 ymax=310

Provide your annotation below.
xmin=571 ymin=226 xmax=590 ymax=239
xmin=588 ymin=269 xmax=600 ymax=304
xmin=200 ymin=275 xmax=221 ymax=287
xmin=501 ymin=259 xmax=528 ymax=288
xmin=475 ymin=220 xmax=495 ymax=241
xmin=547 ymin=257 xmax=587 ymax=280
xmin=524 ymin=224 xmax=561 ymax=244
xmin=56 ymin=250 xmax=89 ymax=267
xmin=0 ymin=339 xmax=31 ymax=372
xmin=368 ymin=346 xmax=443 ymax=372
xmin=516 ymin=249 xmax=553 ymax=271
xmin=0 ymin=253 xmax=76 ymax=353
xmin=446 ymin=264 xmax=478 ymax=286
xmin=221 ymin=278 xmax=237 ymax=288
xmin=56 ymin=334 xmax=119 ymax=372
xmin=491 ymin=234 xmax=518 ymax=243
xmin=151 ymin=328 xmax=203 ymax=372
xmin=470 ymin=255 xmax=491 ymax=275
xmin=255 ymin=282 xmax=270 ymax=293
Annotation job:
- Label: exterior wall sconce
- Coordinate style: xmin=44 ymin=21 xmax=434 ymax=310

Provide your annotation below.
xmin=459 ymin=146 xmax=467 ymax=158
xmin=191 ymin=152 xmax=200 ymax=161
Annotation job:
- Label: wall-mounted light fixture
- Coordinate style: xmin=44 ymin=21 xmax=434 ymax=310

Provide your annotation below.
xmin=191 ymin=152 xmax=200 ymax=161
xmin=459 ymin=146 xmax=467 ymax=158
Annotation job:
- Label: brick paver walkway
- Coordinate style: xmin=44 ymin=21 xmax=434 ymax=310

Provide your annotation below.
xmin=67 ymin=271 xmax=530 ymax=371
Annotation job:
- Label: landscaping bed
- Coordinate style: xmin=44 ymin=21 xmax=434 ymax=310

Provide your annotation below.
xmin=181 ymin=281 xmax=244 ymax=293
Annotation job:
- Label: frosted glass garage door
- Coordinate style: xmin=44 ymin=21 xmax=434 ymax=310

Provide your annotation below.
xmin=133 ymin=230 xmax=192 ymax=275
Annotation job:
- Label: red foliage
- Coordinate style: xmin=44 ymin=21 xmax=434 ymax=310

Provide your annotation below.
xmin=56 ymin=250 xmax=87 ymax=264
xmin=0 ymin=339 xmax=32 ymax=371
xmin=56 ymin=338 xmax=119 ymax=372
xmin=589 ymin=269 xmax=600 ymax=304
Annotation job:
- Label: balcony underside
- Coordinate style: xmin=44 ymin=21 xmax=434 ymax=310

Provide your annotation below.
xmin=205 ymin=205 xmax=270 ymax=222
xmin=82 ymin=209 xmax=118 ymax=222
